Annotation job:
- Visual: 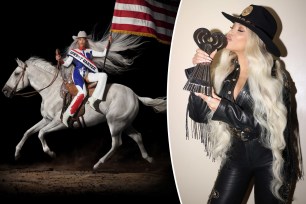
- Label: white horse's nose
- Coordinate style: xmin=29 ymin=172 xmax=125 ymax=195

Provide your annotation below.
xmin=2 ymin=85 xmax=13 ymax=98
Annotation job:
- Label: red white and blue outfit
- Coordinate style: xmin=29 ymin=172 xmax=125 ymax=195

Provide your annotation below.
xmin=61 ymin=47 xmax=107 ymax=127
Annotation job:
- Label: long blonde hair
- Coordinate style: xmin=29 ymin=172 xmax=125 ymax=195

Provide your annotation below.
xmin=209 ymin=30 xmax=287 ymax=200
xmin=63 ymin=32 xmax=145 ymax=74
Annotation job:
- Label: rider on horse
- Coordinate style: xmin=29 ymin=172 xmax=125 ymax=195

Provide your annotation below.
xmin=56 ymin=31 xmax=109 ymax=127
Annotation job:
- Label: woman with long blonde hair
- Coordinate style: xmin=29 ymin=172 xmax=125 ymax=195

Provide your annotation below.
xmin=188 ymin=4 xmax=303 ymax=204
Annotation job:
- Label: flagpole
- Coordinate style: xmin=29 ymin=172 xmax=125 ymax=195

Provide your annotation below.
xmin=102 ymin=0 xmax=117 ymax=71
xmin=102 ymin=32 xmax=112 ymax=71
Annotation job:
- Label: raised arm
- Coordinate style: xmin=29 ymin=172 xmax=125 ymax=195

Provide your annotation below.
xmin=55 ymin=49 xmax=73 ymax=67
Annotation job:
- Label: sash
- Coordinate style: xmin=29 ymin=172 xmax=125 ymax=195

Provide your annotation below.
xmin=68 ymin=49 xmax=98 ymax=73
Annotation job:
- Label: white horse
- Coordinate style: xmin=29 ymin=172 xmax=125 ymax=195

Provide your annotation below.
xmin=2 ymin=57 xmax=167 ymax=170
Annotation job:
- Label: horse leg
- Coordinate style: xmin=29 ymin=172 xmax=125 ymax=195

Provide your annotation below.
xmin=38 ymin=119 xmax=66 ymax=158
xmin=125 ymin=126 xmax=153 ymax=163
xmin=93 ymin=134 xmax=122 ymax=170
xmin=15 ymin=118 xmax=48 ymax=160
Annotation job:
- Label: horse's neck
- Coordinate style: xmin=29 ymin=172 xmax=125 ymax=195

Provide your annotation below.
xmin=27 ymin=62 xmax=63 ymax=99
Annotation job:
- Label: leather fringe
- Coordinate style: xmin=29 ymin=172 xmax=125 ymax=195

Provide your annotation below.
xmin=186 ymin=106 xmax=213 ymax=158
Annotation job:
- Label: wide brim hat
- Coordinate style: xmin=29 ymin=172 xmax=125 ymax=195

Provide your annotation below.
xmin=72 ymin=31 xmax=92 ymax=40
xmin=222 ymin=5 xmax=280 ymax=57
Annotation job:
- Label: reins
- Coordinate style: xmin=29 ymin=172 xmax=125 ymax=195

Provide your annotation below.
xmin=13 ymin=62 xmax=61 ymax=98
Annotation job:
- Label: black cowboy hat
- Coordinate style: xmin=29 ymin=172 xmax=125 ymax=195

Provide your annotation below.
xmin=222 ymin=4 xmax=280 ymax=57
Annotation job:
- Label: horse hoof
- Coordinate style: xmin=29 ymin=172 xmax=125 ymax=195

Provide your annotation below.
xmin=49 ymin=152 xmax=56 ymax=158
xmin=93 ymin=164 xmax=99 ymax=171
xmin=93 ymin=162 xmax=102 ymax=171
xmin=146 ymin=156 xmax=154 ymax=163
xmin=15 ymin=147 xmax=21 ymax=160
xmin=15 ymin=153 xmax=20 ymax=161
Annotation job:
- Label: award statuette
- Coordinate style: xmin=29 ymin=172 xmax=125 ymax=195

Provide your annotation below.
xmin=183 ymin=28 xmax=227 ymax=96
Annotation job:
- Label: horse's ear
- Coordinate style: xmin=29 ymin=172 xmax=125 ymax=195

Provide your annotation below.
xmin=16 ymin=58 xmax=25 ymax=68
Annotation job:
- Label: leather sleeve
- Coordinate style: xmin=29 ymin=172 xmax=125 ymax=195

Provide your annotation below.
xmin=185 ymin=66 xmax=211 ymax=123
xmin=188 ymin=92 xmax=211 ymax=123
xmin=212 ymin=98 xmax=261 ymax=135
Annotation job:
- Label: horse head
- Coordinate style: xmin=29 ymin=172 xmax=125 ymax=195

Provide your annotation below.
xmin=2 ymin=58 xmax=30 ymax=98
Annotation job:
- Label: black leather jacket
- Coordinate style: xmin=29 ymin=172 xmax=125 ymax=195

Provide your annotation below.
xmin=187 ymin=62 xmax=261 ymax=139
xmin=185 ymin=62 xmax=300 ymax=202
xmin=186 ymin=62 xmax=291 ymax=136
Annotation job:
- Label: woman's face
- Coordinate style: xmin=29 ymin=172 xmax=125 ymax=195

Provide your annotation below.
xmin=77 ymin=37 xmax=87 ymax=49
xmin=225 ymin=22 xmax=249 ymax=54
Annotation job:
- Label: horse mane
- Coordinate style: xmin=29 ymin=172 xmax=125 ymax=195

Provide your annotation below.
xmin=25 ymin=57 xmax=57 ymax=75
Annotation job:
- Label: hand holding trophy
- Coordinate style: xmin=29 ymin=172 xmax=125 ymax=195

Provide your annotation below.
xmin=183 ymin=28 xmax=227 ymax=96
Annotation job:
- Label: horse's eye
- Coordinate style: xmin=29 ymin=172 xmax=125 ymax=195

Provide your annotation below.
xmin=14 ymin=67 xmax=23 ymax=75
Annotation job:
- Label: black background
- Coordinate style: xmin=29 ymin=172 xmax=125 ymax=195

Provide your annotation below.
xmin=0 ymin=1 xmax=179 ymax=203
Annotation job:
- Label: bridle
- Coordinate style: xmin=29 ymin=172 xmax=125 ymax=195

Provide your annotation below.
xmin=11 ymin=62 xmax=60 ymax=97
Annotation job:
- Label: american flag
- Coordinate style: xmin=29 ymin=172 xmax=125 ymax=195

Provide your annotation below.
xmin=111 ymin=0 xmax=180 ymax=44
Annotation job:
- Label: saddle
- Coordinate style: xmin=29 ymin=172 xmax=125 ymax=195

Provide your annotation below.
xmin=60 ymin=80 xmax=97 ymax=128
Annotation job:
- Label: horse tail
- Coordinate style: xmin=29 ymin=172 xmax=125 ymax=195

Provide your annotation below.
xmin=137 ymin=96 xmax=167 ymax=113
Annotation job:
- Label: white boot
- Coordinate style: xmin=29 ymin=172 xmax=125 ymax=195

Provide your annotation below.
xmin=62 ymin=110 xmax=72 ymax=127
xmin=88 ymin=96 xmax=98 ymax=111
xmin=62 ymin=89 xmax=85 ymax=127
xmin=87 ymin=72 xmax=107 ymax=111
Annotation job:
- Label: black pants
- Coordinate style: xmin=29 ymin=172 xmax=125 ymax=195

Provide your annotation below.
xmin=208 ymin=138 xmax=280 ymax=204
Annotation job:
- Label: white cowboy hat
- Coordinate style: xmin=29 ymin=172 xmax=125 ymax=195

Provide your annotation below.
xmin=72 ymin=31 xmax=92 ymax=40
